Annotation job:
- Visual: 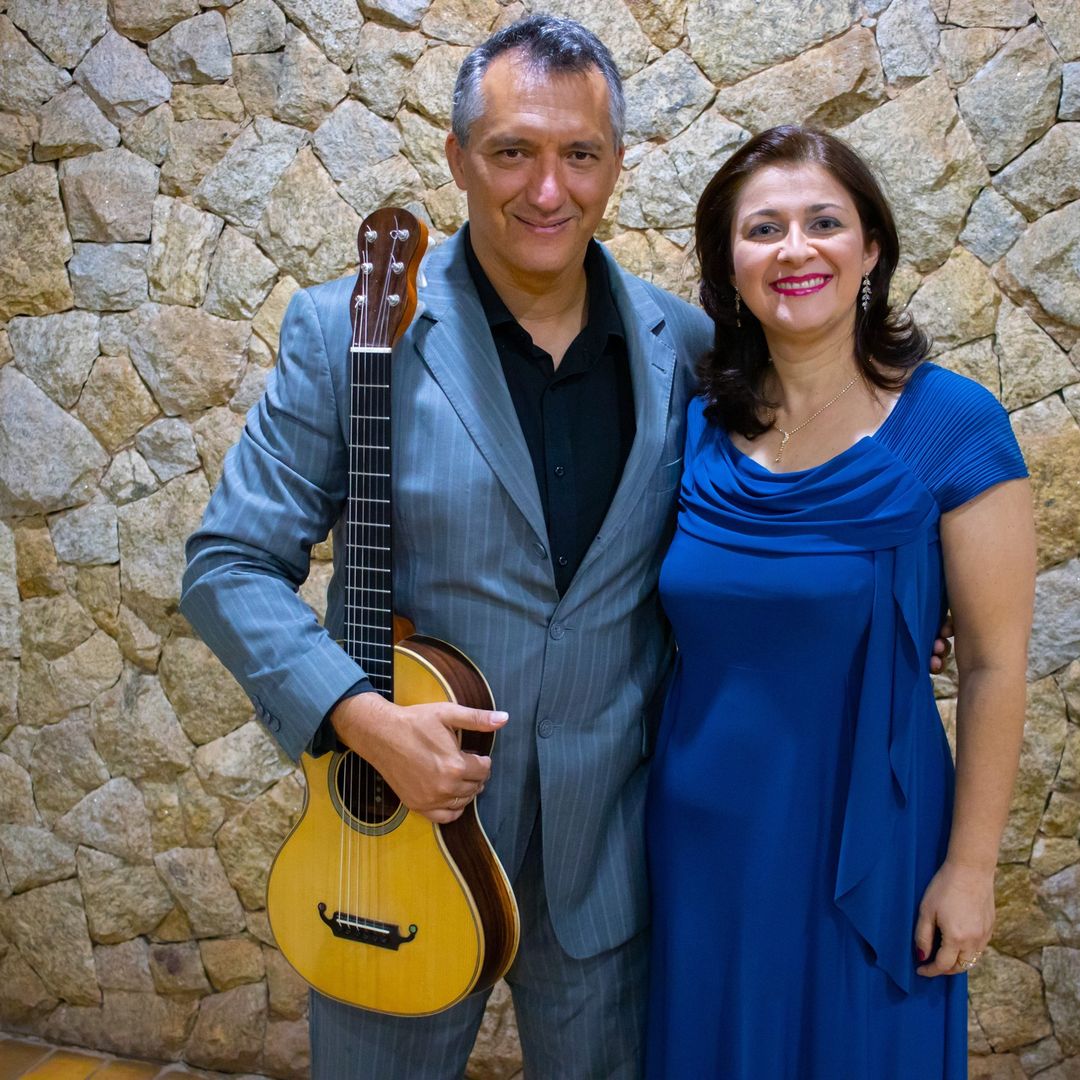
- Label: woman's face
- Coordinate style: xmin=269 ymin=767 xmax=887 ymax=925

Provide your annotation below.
xmin=729 ymin=162 xmax=880 ymax=351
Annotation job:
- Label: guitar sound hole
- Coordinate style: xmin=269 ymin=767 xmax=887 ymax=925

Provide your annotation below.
xmin=334 ymin=752 xmax=402 ymax=826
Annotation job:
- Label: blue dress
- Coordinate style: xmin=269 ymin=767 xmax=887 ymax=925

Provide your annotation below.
xmin=645 ymin=363 xmax=1027 ymax=1079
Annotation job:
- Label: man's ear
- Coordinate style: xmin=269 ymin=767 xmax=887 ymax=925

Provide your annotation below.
xmin=445 ymin=133 xmax=468 ymax=191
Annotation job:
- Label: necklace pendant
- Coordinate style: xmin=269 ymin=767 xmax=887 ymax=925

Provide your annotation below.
xmin=774 ymin=429 xmax=789 ymax=464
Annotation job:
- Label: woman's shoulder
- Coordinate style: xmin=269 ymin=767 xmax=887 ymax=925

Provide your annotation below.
xmin=892 ymin=361 xmax=1008 ymax=430
xmin=883 ymin=362 xmax=1026 ymax=511
xmin=898 ymin=362 xmax=997 ymax=412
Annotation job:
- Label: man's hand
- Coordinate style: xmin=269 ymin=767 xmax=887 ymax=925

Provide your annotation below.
xmin=330 ymin=691 xmax=508 ymax=824
xmin=930 ymin=614 xmax=955 ymax=675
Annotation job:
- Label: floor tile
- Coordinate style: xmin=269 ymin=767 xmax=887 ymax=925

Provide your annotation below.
xmin=88 ymin=1064 xmax=163 ymax=1080
xmin=0 ymin=1041 xmax=53 ymax=1080
xmin=19 ymin=1050 xmax=105 ymax=1080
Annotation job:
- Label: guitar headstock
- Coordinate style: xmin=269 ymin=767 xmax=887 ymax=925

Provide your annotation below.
xmin=348 ymin=207 xmax=429 ymax=352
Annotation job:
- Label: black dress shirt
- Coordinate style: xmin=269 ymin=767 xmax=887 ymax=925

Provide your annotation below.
xmin=464 ymin=228 xmax=635 ymax=595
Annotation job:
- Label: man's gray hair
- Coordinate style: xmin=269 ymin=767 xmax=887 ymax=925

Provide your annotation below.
xmin=451 ymin=14 xmax=625 ymax=149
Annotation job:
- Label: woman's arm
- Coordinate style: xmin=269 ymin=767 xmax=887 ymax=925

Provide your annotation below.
xmin=914 ymin=477 xmax=1035 ymax=978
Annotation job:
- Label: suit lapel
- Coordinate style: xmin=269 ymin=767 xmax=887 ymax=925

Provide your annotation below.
xmin=409 ymin=233 xmax=548 ymax=542
xmin=571 ymin=253 xmax=677 ymax=582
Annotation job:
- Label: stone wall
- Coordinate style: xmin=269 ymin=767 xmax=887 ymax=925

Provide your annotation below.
xmin=0 ymin=0 xmax=1077 ymax=1076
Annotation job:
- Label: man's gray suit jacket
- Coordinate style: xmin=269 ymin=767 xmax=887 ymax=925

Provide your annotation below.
xmin=180 ymin=227 xmax=713 ymax=960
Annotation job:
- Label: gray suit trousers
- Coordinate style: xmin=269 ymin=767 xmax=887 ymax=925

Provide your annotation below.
xmin=310 ymin=813 xmax=648 ymax=1080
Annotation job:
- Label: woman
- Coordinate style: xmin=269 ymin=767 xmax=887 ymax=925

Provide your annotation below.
xmin=645 ymin=126 xmax=1034 ymax=1078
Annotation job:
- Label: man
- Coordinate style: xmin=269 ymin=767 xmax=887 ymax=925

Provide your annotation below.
xmin=181 ymin=14 xmax=711 ymax=1077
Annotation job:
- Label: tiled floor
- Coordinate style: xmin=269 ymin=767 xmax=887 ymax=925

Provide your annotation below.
xmin=0 ymin=1038 xmax=242 ymax=1080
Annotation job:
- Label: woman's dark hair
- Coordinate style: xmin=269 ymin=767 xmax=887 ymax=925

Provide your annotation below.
xmin=695 ymin=125 xmax=930 ymax=438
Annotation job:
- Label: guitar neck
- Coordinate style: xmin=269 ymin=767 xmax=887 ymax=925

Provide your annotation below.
xmin=340 ymin=208 xmax=427 ymax=702
xmin=345 ymin=345 xmax=394 ymax=698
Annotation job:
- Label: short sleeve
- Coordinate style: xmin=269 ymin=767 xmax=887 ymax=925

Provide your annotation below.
xmin=882 ymin=365 xmax=1028 ymax=513
xmin=682 ymin=394 xmax=709 ymax=473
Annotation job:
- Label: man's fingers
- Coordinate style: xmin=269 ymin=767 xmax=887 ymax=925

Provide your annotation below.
xmin=418 ymin=806 xmax=464 ymax=824
xmin=457 ymin=754 xmax=492 ymax=783
xmin=446 ymin=708 xmax=509 ymax=732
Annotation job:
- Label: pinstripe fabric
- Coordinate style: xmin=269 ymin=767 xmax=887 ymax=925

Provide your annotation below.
xmin=180 ymin=227 xmax=712 ymax=1069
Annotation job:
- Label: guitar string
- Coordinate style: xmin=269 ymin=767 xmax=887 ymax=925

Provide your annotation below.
xmin=348 ymin=230 xmax=368 ymax=937
xmin=373 ymin=222 xmax=402 ymax=958
xmin=343 ymin=236 xmax=360 ymax=935
xmin=342 ymin=218 xmax=408 ymax=950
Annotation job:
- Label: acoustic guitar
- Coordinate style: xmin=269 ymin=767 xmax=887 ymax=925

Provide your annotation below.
xmin=266 ymin=208 xmax=520 ymax=1016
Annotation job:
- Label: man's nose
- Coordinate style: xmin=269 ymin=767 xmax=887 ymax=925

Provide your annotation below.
xmin=526 ymin=159 xmax=566 ymax=210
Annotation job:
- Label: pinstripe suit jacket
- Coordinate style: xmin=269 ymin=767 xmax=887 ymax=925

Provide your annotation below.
xmin=180 ymin=228 xmax=712 ymax=959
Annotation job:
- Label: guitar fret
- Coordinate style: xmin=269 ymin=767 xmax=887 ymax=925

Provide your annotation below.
xmin=354 ymin=444 xmax=389 ymax=451
xmin=350 ymin=346 xmax=392 ymax=354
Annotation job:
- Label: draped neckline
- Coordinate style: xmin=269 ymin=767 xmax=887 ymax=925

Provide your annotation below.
xmin=721 ymin=360 xmax=931 ymax=480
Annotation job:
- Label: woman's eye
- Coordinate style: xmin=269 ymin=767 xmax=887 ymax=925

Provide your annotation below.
xmin=813 ymin=218 xmax=842 ymax=231
xmin=748 ymin=223 xmax=779 ymax=238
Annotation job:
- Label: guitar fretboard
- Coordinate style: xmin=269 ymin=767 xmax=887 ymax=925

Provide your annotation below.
xmin=341 ymin=212 xmax=425 ymax=702
xmin=345 ymin=345 xmax=393 ymax=697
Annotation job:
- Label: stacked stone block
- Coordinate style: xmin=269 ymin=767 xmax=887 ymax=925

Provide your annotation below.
xmin=0 ymin=0 xmax=1078 ymax=1076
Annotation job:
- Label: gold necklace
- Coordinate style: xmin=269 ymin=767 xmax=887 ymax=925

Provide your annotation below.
xmin=772 ymin=372 xmax=862 ymax=464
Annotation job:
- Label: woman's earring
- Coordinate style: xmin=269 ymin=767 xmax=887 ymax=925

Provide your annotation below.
xmin=734 ymin=288 xmax=742 ymax=328
xmin=860 ymin=273 xmax=872 ymax=312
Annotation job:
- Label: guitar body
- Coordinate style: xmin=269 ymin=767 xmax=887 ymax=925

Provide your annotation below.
xmin=267 ymin=635 xmax=520 ymax=1015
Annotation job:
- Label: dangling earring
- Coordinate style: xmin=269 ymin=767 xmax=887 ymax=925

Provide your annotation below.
xmin=734 ymin=288 xmax=742 ymax=328
xmin=860 ymin=273 xmax=872 ymax=312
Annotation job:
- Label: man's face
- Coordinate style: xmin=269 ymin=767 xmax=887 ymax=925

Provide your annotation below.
xmin=445 ymin=51 xmax=624 ymax=288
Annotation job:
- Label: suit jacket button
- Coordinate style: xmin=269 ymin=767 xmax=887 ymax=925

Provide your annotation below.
xmin=549 ymin=622 xmax=564 ymax=640
xmin=538 ymin=718 xmax=554 ymax=738
xmin=532 ymin=542 xmax=547 ymax=561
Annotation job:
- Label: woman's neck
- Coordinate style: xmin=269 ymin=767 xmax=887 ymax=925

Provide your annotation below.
xmin=765 ymin=334 xmax=861 ymax=416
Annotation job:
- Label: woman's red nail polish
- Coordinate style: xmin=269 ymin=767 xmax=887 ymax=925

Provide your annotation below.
xmin=916 ymin=949 xmax=926 ymax=962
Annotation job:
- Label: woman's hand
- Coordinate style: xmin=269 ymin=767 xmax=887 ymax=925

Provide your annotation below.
xmin=913 ymin=860 xmax=996 ymax=977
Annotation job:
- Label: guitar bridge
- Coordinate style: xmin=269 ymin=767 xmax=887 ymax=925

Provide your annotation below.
xmin=318 ymin=902 xmax=418 ymax=950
